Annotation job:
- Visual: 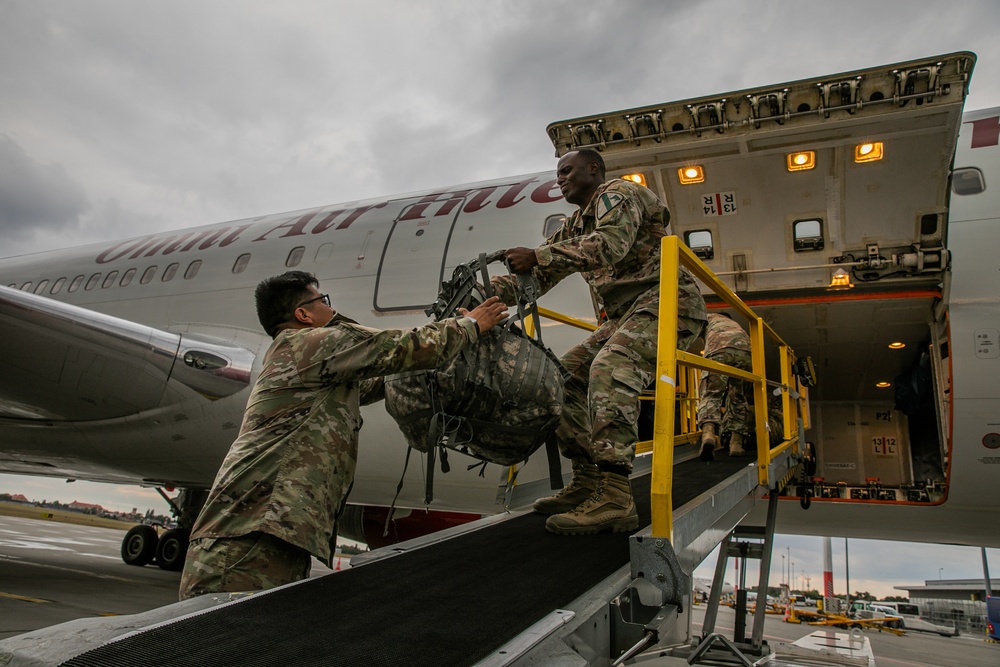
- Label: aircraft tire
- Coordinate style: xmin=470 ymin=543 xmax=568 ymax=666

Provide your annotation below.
xmin=121 ymin=524 xmax=159 ymax=566
xmin=155 ymin=527 xmax=190 ymax=571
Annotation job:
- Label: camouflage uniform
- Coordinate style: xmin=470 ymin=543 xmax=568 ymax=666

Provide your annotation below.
xmin=179 ymin=312 xmax=479 ymax=599
xmin=492 ymin=179 xmax=707 ymax=471
xmin=697 ymin=313 xmax=752 ymax=437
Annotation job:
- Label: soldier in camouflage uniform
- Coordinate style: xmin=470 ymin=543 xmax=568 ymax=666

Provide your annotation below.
xmin=491 ymin=149 xmax=707 ymax=535
xmin=697 ymin=312 xmax=752 ymax=461
xmin=179 ymin=271 xmax=508 ymax=599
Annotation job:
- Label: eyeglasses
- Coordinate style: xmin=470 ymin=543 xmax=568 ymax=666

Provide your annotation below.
xmin=297 ymin=293 xmax=331 ymax=308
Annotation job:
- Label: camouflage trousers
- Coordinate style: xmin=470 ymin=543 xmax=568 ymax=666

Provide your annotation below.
xmin=556 ymin=309 xmax=705 ymax=471
xmin=697 ymin=348 xmax=752 ymax=436
xmin=178 ymin=531 xmax=312 ymax=600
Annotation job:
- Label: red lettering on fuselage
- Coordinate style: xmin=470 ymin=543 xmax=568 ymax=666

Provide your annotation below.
xmin=531 ymin=179 xmax=561 ymax=203
xmin=966 ymin=116 xmax=1000 ymax=149
xmin=95 ymin=237 xmax=154 ymax=264
xmin=91 ymin=174 xmax=565 ymax=263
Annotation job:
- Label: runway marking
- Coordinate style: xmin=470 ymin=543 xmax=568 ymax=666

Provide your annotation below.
xmin=0 ymin=555 xmax=156 ymax=583
xmin=0 ymin=591 xmax=52 ymax=604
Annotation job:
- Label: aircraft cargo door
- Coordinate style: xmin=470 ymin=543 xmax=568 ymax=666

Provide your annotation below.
xmin=374 ymin=198 xmax=463 ymax=312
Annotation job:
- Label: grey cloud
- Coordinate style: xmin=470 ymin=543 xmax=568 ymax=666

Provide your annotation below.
xmin=0 ymin=135 xmax=89 ymax=239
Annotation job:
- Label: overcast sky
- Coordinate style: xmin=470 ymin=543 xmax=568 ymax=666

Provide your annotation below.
xmin=2 ymin=0 xmax=999 ymax=598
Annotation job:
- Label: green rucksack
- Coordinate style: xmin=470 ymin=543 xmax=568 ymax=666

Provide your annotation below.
xmin=384 ymin=251 xmax=568 ymax=503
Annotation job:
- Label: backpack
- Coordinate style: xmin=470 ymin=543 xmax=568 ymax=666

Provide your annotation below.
xmin=383 ymin=251 xmax=568 ymax=504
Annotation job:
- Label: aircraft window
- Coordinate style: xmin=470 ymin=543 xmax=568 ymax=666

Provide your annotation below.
xmin=33 ymin=280 xmax=49 ymax=294
xmin=19 ymin=281 xmax=32 ymax=291
xmin=51 ymin=277 xmax=66 ymax=294
xmin=952 ymin=167 xmax=985 ymax=196
xmin=68 ymin=275 xmax=85 ymax=293
xmin=184 ymin=260 xmax=202 ymax=279
xmin=120 ymin=268 xmax=136 ymax=287
xmin=85 ymin=273 xmax=102 ymax=290
xmin=102 ymin=271 xmax=119 ymax=289
xmin=162 ymin=263 xmax=179 ymax=282
xmin=233 ymin=253 xmax=251 ymax=274
xmin=140 ymin=266 xmax=157 ymax=284
xmin=286 ymin=246 xmax=305 ymax=267
xmin=315 ymin=243 xmax=334 ymax=263
xmin=685 ymin=230 xmax=714 ymax=260
xmin=543 ymin=214 xmax=568 ymax=238
xmin=793 ymin=218 xmax=824 ymax=252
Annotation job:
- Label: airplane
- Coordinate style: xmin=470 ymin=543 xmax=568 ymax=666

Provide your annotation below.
xmin=1 ymin=51 xmax=997 ymax=581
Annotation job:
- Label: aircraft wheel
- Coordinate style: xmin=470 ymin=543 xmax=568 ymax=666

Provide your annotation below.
xmin=155 ymin=528 xmax=190 ymax=571
xmin=121 ymin=525 xmax=159 ymax=566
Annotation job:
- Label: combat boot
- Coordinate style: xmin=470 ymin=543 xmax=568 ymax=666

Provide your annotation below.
xmin=729 ymin=432 xmax=747 ymax=457
xmin=699 ymin=423 xmax=718 ymax=462
xmin=544 ymin=471 xmax=639 ymax=535
xmin=532 ymin=459 xmax=601 ymax=515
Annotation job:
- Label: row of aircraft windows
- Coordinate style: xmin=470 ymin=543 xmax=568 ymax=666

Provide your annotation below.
xmin=7 ymin=212 xmax=573 ymax=295
xmin=9 ymin=223 xmax=560 ymax=295
xmin=7 ymin=246 xmax=317 ymax=296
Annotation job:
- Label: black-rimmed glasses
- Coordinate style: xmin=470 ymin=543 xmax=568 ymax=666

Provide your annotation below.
xmin=297 ymin=293 xmax=331 ymax=308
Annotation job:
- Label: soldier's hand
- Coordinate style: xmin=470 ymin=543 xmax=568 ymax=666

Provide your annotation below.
xmin=504 ymin=247 xmax=539 ymax=274
xmin=461 ymin=296 xmax=508 ymax=334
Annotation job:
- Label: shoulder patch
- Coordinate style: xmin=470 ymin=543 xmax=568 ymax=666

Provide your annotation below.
xmin=596 ymin=192 xmax=625 ymax=219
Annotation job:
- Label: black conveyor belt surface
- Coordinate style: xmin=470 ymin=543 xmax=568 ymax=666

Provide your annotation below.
xmin=63 ymin=456 xmax=749 ymax=667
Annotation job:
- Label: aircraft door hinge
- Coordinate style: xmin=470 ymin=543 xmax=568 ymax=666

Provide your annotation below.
xmin=686 ymin=100 xmax=728 ymax=136
xmin=893 ymin=62 xmax=943 ymax=105
xmin=747 ymin=89 xmax=788 ymax=128
xmin=624 ymin=110 xmax=664 ymax=145
xmin=568 ymin=120 xmax=605 ymax=150
xmin=818 ymin=77 xmax=862 ymax=117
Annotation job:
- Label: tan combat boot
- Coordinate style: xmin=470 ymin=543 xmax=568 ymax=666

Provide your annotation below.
xmin=699 ymin=423 xmax=718 ymax=462
xmin=532 ymin=459 xmax=601 ymax=515
xmin=544 ymin=471 xmax=639 ymax=535
xmin=729 ymin=432 xmax=747 ymax=457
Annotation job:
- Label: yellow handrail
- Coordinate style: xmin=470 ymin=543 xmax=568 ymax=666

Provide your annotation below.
xmin=517 ymin=236 xmax=810 ymax=541
xmin=652 ymin=236 xmax=810 ymax=538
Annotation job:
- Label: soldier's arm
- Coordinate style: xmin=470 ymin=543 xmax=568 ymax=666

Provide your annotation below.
xmin=359 ymin=377 xmax=385 ymax=405
xmin=490 ymin=218 xmax=581 ymax=302
xmin=306 ymin=298 xmax=506 ymax=383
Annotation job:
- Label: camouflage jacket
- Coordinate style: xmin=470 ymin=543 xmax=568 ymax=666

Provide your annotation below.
xmin=492 ymin=178 xmax=706 ymax=322
xmin=703 ymin=313 xmax=751 ymax=356
xmin=189 ymin=313 xmax=479 ymax=563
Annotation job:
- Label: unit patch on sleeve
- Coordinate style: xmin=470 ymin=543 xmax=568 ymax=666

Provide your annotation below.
xmin=596 ymin=192 xmax=625 ymax=219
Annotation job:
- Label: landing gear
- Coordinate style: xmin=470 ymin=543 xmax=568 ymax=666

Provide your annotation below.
xmin=155 ymin=527 xmax=190 ymax=571
xmin=121 ymin=524 xmax=159 ymax=566
xmin=117 ymin=487 xmax=207 ymax=569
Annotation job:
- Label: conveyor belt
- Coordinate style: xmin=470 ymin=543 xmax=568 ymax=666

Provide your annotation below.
xmin=62 ymin=456 xmax=749 ymax=667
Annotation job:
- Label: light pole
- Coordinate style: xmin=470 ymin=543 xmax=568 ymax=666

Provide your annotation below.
xmin=938 ymin=567 xmax=944 ymax=580
xmin=782 ymin=554 xmax=786 ymax=588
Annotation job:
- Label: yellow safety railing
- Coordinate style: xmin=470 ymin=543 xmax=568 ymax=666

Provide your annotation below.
xmin=654 ymin=236 xmax=810 ymax=538
xmin=524 ymin=237 xmax=810 ymax=540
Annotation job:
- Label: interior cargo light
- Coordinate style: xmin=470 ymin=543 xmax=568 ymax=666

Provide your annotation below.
xmin=876 ymin=381 xmax=891 ymax=388
xmin=888 ymin=342 xmax=906 ymax=349
xmin=678 ymin=165 xmax=705 ymax=185
xmin=786 ymin=151 xmax=816 ymax=172
xmin=622 ymin=173 xmax=647 ymax=187
xmin=828 ymin=268 xmax=853 ymax=290
xmin=855 ymin=142 xmax=884 ymax=163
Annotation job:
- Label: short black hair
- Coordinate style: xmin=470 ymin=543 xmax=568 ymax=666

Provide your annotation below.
xmin=255 ymin=271 xmax=318 ymax=338
xmin=576 ymin=148 xmax=606 ymax=179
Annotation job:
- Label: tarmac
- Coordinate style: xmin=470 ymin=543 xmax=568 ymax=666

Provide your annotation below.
xmin=1 ymin=514 xmax=997 ymax=666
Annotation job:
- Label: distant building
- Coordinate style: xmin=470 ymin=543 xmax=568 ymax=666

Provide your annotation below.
xmin=7 ymin=493 xmax=29 ymax=503
xmin=67 ymin=500 xmax=104 ymax=514
xmin=894 ymin=578 xmax=1000 ymax=635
